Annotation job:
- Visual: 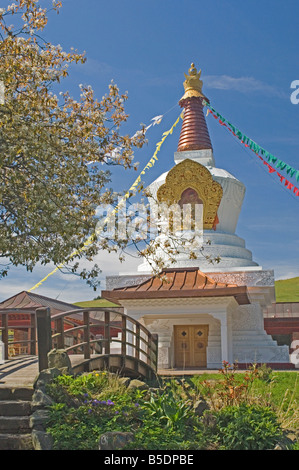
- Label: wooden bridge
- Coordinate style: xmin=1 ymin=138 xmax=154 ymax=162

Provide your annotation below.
xmin=0 ymin=307 xmax=158 ymax=381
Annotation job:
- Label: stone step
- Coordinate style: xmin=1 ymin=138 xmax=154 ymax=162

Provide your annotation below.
xmin=0 ymin=386 xmax=34 ymax=450
xmin=0 ymin=387 xmax=34 ymax=401
xmin=0 ymin=416 xmax=31 ymax=433
xmin=0 ymin=400 xmax=32 ymax=416
xmin=0 ymin=432 xmax=33 ymax=450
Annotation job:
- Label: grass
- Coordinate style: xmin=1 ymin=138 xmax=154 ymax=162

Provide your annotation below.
xmin=74 ymin=298 xmax=119 ymax=308
xmin=275 ymin=277 xmax=299 ymax=302
xmin=190 ymin=369 xmax=299 ymax=436
xmin=191 ymin=371 xmax=299 ymax=406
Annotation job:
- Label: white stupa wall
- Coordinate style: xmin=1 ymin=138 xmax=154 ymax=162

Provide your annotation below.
xmin=138 ymin=148 xmax=260 ymax=274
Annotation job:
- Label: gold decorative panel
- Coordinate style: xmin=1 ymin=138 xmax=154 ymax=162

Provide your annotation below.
xmin=156 ymin=159 xmax=223 ymax=230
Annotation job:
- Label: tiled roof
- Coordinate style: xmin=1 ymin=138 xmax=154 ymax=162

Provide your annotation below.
xmin=0 ymin=290 xmax=79 ymax=315
xmin=102 ymin=268 xmax=249 ymax=305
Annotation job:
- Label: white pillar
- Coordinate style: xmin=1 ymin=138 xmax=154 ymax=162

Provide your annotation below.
xmin=215 ymin=312 xmax=233 ymax=365
xmin=220 ymin=317 xmax=229 ymax=363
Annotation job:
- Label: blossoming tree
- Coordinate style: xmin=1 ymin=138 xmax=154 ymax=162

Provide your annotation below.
xmin=0 ymin=0 xmax=146 ymax=288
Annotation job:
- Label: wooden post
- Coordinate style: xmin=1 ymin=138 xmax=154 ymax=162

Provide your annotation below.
xmin=30 ymin=313 xmax=36 ymax=355
xmin=83 ymin=311 xmax=90 ymax=360
xmin=56 ymin=317 xmax=64 ymax=349
xmin=135 ymin=324 xmax=140 ymax=360
xmin=134 ymin=324 xmax=140 ymax=373
xmin=2 ymin=313 xmax=8 ymax=360
xmin=121 ymin=316 xmax=126 ymax=357
xmin=36 ymin=307 xmax=52 ymax=372
xmin=104 ymin=311 xmax=110 ymax=355
xmin=152 ymin=334 xmax=158 ymax=370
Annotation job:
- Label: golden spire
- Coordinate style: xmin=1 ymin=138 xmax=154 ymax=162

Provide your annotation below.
xmin=177 ymin=62 xmax=212 ymax=152
xmin=180 ymin=62 xmax=205 ymax=101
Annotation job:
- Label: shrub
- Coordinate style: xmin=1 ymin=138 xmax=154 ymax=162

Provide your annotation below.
xmin=142 ymin=389 xmax=194 ymax=429
xmin=200 ymin=403 xmax=283 ymax=450
xmin=125 ymin=416 xmax=200 ymax=450
xmin=46 ymin=371 xmax=147 ymax=450
xmin=45 ymin=370 xmax=298 ymax=450
xmin=253 ymin=363 xmax=273 ymax=383
xmin=192 ymin=362 xmax=259 ymax=409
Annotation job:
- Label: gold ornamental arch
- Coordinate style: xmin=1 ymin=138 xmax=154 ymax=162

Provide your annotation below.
xmin=156 ymin=159 xmax=223 ymax=230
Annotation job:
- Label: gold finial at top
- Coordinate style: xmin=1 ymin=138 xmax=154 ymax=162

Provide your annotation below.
xmin=180 ymin=62 xmax=205 ymax=101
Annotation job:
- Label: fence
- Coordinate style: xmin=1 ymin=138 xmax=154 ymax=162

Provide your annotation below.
xmin=0 ymin=309 xmax=37 ymax=359
xmin=36 ymin=307 xmax=158 ymax=375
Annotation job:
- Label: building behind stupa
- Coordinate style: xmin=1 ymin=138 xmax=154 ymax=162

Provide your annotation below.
xmin=102 ymin=64 xmax=291 ymax=370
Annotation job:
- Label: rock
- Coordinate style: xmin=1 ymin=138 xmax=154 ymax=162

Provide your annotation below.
xmin=127 ymin=379 xmax=149 ymax=391
xmin=47 ymin=349 xmax=73 ymax=374
xmin=30 ymin=409 xmax=50 ymax=431
xmin=193 ymin=399 xmax=209 ymax=417
xmin=31 ymin=389 xmax=54 ymax=411
xmin=99 ymin=432 xmax=134 ymax=450
xmin=32 ymin=429 xmax=53 ymax=450
xmin=33 ymin=368 xmax=62 ymax=391
xmin=118 ymin=377 xmax=131 ymax=387
xmin=274 ymin=434 xmax=297 ymax=450
xmin=202 ymin=411 xmax=217 ymax=429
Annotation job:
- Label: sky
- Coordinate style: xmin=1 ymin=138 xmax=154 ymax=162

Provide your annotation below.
xmin=1 ymin=0 xmax=299 ymax=304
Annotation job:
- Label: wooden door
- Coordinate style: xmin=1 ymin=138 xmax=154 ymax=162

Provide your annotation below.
xmin=174 ymin=325 xmax=209 ymax=368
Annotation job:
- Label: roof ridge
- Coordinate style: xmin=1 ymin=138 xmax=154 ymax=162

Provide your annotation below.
xmin=0 ymin=290 xmax=28 ymax=306
xmin=27 ymin=291 xmax=77 ymax=308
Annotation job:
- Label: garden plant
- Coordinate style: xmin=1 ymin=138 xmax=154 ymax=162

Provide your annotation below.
xmin=44 ymin=363 xmax=299 ymax=450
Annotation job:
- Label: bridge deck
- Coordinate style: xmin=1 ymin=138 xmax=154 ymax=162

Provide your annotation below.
xmin=0 ymin=355 xmax=222 ymax=387
xmin=0 ymin=355 xmax=86 ymax=387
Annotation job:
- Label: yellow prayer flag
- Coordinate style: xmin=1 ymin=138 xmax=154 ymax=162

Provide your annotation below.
xmin=29 ymin=110 xmax=184 ymax=292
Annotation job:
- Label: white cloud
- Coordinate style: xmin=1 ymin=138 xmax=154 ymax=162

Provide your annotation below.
xmin=0 ymin=248 xmax=142 ymax=304
xmin=204 ymin=75 xmax=287 ymax=98
xmin=262 ymin=261 xmax=299 ymax=280
xmin=71 ymin=58 xmax=114 ymax=78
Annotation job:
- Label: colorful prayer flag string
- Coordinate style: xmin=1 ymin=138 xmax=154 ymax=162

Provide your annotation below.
xmin=204 ymin=101 xmax=299 ymax=198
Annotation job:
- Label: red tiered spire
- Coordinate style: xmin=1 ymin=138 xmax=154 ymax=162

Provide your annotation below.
xmin=177 ymin=63 xmax=212 ymax=152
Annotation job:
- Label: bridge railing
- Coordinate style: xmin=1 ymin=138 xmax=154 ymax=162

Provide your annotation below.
xmin=36 ymin=307 xmax=158 ymax=374
xmin=0 ymin=309 xmax=37 ymax=359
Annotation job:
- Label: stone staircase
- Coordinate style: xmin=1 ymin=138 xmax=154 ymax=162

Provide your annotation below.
xmin=0 ymin=387 xmax=34 ymax=450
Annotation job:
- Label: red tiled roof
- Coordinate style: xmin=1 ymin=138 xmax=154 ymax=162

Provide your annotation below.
xmin=102 ymin=268 xmax=249 ymax=305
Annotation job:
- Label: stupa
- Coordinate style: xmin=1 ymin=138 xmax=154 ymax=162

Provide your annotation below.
xmin=102 ymin=64 xmax=291 ymax=370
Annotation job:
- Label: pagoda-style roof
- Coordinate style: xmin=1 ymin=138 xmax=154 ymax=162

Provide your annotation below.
xmin=102 ymin=268 xmax=250 ymax=305
xmin=0 ymin=290 xmax=79 ymax=315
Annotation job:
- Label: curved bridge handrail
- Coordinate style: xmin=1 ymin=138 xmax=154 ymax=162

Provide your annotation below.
xmin=50 ymin=307 xmax=155 ymax=339
xmin=36 ymin=306 xmax=158 ymax=376
xmin=51 ymin=307 xmax=124 ymax=318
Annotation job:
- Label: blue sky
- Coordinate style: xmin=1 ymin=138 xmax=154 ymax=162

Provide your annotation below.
xmin=1 ymin=0 xmax=299 ymax=303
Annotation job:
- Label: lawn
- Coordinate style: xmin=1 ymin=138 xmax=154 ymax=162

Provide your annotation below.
xmin=74 ymin=299 xmax=119 ymax=308
xmin=190 ymin=370 xmax=299 ymax=410
xmin=275 ymin=277 xmax=299 ymax=302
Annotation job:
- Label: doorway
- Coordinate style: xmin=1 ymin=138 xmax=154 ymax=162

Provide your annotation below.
xmin=174 ymin=325 xmax=209 ymax=368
